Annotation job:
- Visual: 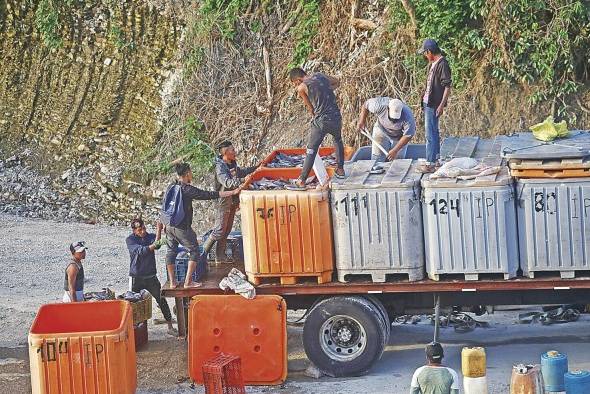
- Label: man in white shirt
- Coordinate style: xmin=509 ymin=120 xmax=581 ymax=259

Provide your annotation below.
xmin=357 ymin=97 xmax=416 ymax=165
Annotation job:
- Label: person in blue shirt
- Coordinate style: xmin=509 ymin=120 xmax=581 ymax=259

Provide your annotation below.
xmin=126 ymin=218 xmax=177 ymax=336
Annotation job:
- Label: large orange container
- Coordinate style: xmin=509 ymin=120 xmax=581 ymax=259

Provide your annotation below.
xmin=28 ymin=300 xmax=137 ymax=394
xmin=260 ymin=146 xmax=355 ymax=169
xmin=240 ymin=168 xmax=334 ymax=284
xmin=188 ymin=295 xmax=287 ymax=385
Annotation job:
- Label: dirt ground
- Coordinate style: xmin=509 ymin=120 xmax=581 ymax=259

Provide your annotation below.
xmin=1 ymin=213 xmax=590 ymax=393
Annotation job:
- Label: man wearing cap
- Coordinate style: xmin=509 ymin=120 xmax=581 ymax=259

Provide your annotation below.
xmin=418 ymin=38 xmax=452 ymax=173
xmin=289 ymin=67 xmax=346 ymax=189
xmin=63 ymin=241 xmax=88 ymax=302
xmin=357 ymin=97 xmax=415 ymax=165
xmin=164 ymin=162 xmax=237 ymax=288
xmin=410 ymin=342 xmax=460 ymax=394
xmin=126 ymin=218 xmax=177 ymax=336
xmin=201 ymin=141 xmax=257 ymax=263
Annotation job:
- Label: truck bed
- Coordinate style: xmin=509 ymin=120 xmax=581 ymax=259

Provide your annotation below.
xmin=161 ymin=262 xmax=590 ymax=297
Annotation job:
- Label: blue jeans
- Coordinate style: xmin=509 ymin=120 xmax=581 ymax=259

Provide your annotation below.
xmin=424 ymin=106 xmax=440 ymax=164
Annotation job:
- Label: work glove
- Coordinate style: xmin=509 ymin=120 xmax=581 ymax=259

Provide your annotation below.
xmin=153 ymin=238 xmax=167 ymax=250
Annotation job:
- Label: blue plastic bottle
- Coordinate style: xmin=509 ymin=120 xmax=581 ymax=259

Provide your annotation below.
xmin=565 ymin=370 xmax=590 ymax=394
xmin=541 ymin=350 xmax=568 ymax=392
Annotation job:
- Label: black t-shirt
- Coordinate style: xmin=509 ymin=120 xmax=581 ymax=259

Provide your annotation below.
xmin=170 ymin=181 xmax=220 ymax=229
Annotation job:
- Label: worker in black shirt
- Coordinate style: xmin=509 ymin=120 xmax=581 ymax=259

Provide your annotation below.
xmin=164 ymin=162 xmax=238 ymax=288
xmin=126 ymin=218 xmax=177 ymax=336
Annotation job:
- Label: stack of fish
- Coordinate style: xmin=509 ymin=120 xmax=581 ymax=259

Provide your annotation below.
xmin=266 ymin=152 xmax=338 ymax=168
xmin=249 ymin=176 xmax=319 ymax=190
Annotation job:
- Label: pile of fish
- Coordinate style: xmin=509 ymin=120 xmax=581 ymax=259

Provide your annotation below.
xmin=266 ymin=152 xmax=339 ymax=168
xmin=249 ymin=176 xmax=319 ymax=190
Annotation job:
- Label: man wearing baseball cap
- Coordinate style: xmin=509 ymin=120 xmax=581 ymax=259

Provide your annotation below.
xmin=357 ymin=97 xmax=416 ymax=165
xmin=63 ymin=241 xmax=88 ymax=302
xmin=410 ymin=342 xmax=459 ymax=394
xmin=418 ymin=38 xmax=452 ymax=173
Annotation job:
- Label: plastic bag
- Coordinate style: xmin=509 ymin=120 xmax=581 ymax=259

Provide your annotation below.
xmin=530 ymin=116 xmax=569 ymax=142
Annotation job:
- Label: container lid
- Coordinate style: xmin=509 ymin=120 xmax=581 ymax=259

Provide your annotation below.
xmin=441 ymin=136 xmax=506 ymax=160
xmin=331 ymin=159 xmax=422 ymax=190
xmin=501 ymin=131 xmax=590 ymax=160
xmin=422 ymin=156 xmax=512 ymax=188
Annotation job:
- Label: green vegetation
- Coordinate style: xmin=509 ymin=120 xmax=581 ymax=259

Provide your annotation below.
xmin=144 ymin=117 xmax=215 ymax=178
xmin=35 ymin=0 xmax=63 ymax=49
xmin=289 ymin=0 xmax=321 ymax=68
xmin=390 ymin=0 xmax=590 ymax=116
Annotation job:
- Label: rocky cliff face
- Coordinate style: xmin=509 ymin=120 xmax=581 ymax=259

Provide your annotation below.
xmin=1 ymin=0 xmax=589 ymax=227
xmin=0 ymin=0 xmax=180 ymax=223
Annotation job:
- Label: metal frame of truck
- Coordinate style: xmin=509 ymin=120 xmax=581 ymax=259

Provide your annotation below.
xmin=161 ymin=264 xmax=590 ymax=377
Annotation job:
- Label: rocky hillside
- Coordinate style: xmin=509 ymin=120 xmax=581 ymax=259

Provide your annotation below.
xmin=1 ymin=0 xmax=589 ymax=226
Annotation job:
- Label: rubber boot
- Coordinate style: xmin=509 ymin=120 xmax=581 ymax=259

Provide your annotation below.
xmin=215 ymin=238 xmax=231 ymax=264
xmin=199 ymin=237 xmax=216 ymax=267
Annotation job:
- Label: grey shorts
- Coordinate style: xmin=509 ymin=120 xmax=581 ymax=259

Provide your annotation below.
xmin=165 ymin=226 xmax=200 ymax=264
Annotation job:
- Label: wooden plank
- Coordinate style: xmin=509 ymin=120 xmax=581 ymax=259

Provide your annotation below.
xmin=511 ymin=167 xmax=590 ymax=178
xmin=509 ymin=157 xmax=590 ymax=170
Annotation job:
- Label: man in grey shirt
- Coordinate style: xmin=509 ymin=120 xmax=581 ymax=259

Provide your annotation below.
xmin=357 ymin=97 xmax=416 ymax=163
xmin=410 ymin=343 xmax=460 ymax=394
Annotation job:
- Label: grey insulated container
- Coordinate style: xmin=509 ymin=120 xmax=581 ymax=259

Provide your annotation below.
xmin=517 ymin=178 xmax=590 ymax=278
xmin=421 ymin=162 xmax=519 ymax=281
xmin=331 ymin=159 xmax=425 ymax=282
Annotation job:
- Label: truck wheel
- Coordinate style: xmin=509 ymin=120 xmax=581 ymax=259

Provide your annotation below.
xmin=303 ymin=296 xmax=386 ymax=377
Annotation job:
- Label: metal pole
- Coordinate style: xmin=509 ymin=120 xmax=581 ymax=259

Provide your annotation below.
xmin=433 ymin=293 xmax=440 ymax=343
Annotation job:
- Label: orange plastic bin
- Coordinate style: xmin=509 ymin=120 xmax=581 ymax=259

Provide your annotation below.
xmin=188 ymin=295 xmax=287 ymax=385
xmin=28 ymin=300 xmax=137 ymax=394
xmin=260 ymin=146 xmax=355 ymax=170
xmin=240 ymin=168 xmax=335 ymax=285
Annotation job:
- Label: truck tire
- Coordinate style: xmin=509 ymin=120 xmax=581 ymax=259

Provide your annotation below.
xmin=303 ymin=296 xmax=386 ymax=377
xmin=365 ymin=295 xmax=391 ymax=342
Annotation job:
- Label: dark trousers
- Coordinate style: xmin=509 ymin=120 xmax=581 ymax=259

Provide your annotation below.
xmin=300 ymin=117 xmax=344 ymax=180
xmin=210 ymin=198 xmax=238 ymax=260
xmin=131 ymin=276 xmax=172 ymax=322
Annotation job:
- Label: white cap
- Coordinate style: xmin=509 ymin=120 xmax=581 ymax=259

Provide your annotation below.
xmin=388 ymin=98 xmax=404 ymax=120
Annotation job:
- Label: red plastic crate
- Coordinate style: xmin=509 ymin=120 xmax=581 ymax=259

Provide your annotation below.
xmin=202 ymin=354 xmax=245 ymax=394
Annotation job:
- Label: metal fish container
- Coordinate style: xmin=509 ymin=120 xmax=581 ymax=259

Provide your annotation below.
xmin=517 ymin=177 xmax=590 ymax=278
xmin=331 ymin=160 xmax=425 ymax=282
xmin=421 ymin=164 xmax=519 ymax=280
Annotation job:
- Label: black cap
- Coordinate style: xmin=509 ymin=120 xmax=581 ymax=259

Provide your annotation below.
xmin=216 ymin=140 xmax=233 ymax=151
xmin=426 ymin=342 xmax=444 ymax=362
xmin=418 ymin=39 xmax=440 ymax=54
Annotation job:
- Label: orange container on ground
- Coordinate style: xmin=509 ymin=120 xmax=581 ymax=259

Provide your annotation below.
xmin=28 ymin=300 xmax=137 ymax=394
xmin=240 ymin=168 xmax=334 ymax=284
xmin=260 ymin=146 xmax=355 ymax=169
xmin=188 ymin=295 xmax=287 ymax=385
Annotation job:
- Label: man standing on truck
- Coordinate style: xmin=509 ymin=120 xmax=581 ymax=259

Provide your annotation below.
xmin=410 ymin=342 xmax=460 ymax=394
xmin=163 ymin=163 xmax=237 ymax=288
xmin=201 ymin=141 xmax=257 ymax=264
xmin=356 ymin=97 xmax=416 ymax=166
xmin=63 ymin=241 xmax=88 ymax=302
xmin=418 ymin=38 xmax=452 ymax=173
xmin=289 ymin=67 xmax=346 ymax=189
xmin=126 ymin=218 xmax=177 ymax=336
